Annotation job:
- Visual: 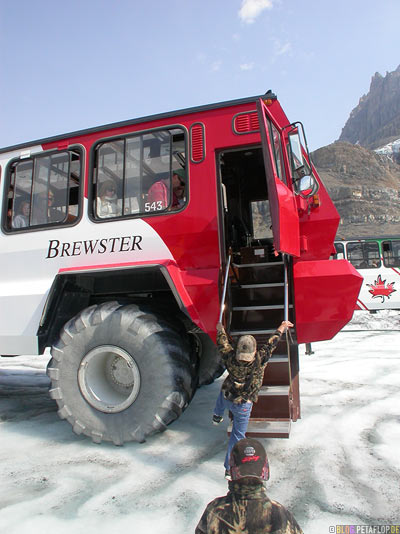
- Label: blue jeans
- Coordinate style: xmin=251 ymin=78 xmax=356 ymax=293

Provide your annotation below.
xmin=214 ymin=390 xmax=253 ymax=470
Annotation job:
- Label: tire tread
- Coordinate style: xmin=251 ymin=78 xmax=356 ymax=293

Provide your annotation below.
xmin=47 ymin=301 xmax=197 ymax=445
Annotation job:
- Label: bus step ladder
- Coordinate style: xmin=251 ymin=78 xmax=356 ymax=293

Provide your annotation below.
xmin=227 ymin=418 xmax=291 ymax=439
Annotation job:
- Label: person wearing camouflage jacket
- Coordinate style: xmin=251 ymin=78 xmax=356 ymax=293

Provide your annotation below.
xmin=195 ymin=480 xmax=303 ymax=534
xmin=212 ymin=320 xmax=293 ymax=476
xmin=195 ymin=438 xmax=303 ymax=534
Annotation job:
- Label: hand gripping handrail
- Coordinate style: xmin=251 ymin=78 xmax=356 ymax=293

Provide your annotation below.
xmin=218 ymin=254 xmax=232 ymax=323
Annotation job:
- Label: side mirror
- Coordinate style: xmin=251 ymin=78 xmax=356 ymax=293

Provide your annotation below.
xmin=295 ymin=174 xmax=319 ymax=198
xmin=298 ymin=176 xmax=313 ymax=192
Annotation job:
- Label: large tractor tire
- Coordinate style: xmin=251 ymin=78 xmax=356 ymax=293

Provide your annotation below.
xmin=194 ymin=333 xmax=224 ymax=386
xmin=47 ymin=302 xmax=196 ymax=445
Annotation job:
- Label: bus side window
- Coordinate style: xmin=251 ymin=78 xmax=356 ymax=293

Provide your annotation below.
xmin=346 ymin=241 xmax=381 ymax=269
xmin=95 ymin=140 xmax=124 ymax=219
xmin=7 ymin=160 xmax=33 ymax=230
xmin=4 ymin=150 xmax=81 ymax=232
xmin=67 ymin=151 xmax=81 ymax=222
xmin=346 ymin=242 xmax=363 ymax=268
xmin=383 ymin=240 xmax=400 ymax=268
xmin=331 ymin=242 xmax=344 ymax=260
xmin=269 ymin=122 xmax=286 ymax=184
xmin=92 ymin=128 xmax=187 ymax=221
xmin=365 ymin=241 xmax=381 ymax=268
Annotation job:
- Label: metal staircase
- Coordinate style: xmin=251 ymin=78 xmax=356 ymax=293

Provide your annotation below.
xmin=225 ymin=245 xmax=300 ymax=438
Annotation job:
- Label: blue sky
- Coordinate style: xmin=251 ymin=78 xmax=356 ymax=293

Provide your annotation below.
xmin=1 ymin=0 xmax=399 ymax=151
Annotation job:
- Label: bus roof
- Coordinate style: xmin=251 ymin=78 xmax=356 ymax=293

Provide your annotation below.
xmin=0 ymin=91 xmax=276 ymax=155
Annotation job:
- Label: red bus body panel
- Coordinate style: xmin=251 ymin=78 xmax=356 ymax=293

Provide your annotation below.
xmin=40 ymin=96 xmax=359 ymax=344
xmin=296 ymin=164 xmax=342 ymax=261
xmin=293 ymin=259 xmax=363 ymax=343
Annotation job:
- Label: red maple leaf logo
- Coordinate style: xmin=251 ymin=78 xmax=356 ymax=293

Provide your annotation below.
xmin=367 ymin=275 xmax=396 ymax=303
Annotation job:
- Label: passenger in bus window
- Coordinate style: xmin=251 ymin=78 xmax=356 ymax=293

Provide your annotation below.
xmin=12 ymin=201 xmax=30 ymax=229
xmin=174 ymin=168 xmax=186 ymax=208
xmin=7 ymin=207 xmax=12 ymax=229
xmin=146 ymin=168 xmax=185 ymax=212
xmin=32 ymin=188 xmax=59 ymax=225
xmin=96 ymin=180 xmax=120 ymax=218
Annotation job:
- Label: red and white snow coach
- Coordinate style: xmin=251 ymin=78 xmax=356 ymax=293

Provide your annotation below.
xmin=0 ymin=92 xmax=362 ymax=444
xmin=332 ymin=237 xmax=400 ymax=311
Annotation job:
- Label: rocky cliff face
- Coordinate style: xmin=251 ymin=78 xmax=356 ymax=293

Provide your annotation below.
xmin=311 ymin=65 xmax=400 ymax=238
xmin=312 ymin=142 xmax=400 ymax=238
xmin=339 ymin=65 xmax=400 ymax=150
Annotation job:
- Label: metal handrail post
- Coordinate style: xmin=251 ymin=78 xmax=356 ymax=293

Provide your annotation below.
xmin=283 ymin=253 xmax=289 ymax=321
xmin=283 ymin=252 xmax=293 ymax=418
xmin=218 ymin=255 xmax=232 ymax=323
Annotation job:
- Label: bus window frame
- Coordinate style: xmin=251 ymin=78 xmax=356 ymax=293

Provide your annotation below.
xmin=332 ymin=242 xmax=344 ymax=260
xmin=89 ymin=124 xmax=188 ymax=223
xmin=382 ymin=239 xmax=400 ymax=268
xmin=1 ymin=146 xmax=83 ymax=234
xmin=268 ymin=121 xmax=287 ymax=185
xmin=346 ymin=240 xmax=381 ymax=269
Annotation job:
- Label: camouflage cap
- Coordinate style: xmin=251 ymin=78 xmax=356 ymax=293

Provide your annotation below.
xmin=236 ymin=335 xmax=256 ymax=361
xmin=229 ymin=438 xmax=270 ymax=481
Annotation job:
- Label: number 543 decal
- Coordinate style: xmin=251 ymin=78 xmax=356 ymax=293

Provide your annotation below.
xmin=144 ymin=201 xmax=164 ymax=212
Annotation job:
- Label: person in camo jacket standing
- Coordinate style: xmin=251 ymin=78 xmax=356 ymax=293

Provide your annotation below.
xmin=195 ymin=438 xmax=303 ymax=534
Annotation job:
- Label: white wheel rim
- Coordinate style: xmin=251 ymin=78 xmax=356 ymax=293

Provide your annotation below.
xmin=78 ymin=345 xmax=140 ymax=413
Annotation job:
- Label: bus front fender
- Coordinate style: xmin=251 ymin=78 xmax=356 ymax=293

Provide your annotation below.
xmin=293 ymin=259 xmax=363 ymax=343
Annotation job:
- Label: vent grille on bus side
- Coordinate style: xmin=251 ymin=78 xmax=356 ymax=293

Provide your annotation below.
xmin=190 ymin=123 xmax=205 ymax=163
xmin=233 ymin=111 xmax=260 ymax=134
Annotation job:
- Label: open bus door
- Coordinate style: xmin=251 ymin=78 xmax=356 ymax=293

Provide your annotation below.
xmin=257 ymin=98 xmax=363 ymax=343
xmin=256 ymin=98 xmax=300 ymax=257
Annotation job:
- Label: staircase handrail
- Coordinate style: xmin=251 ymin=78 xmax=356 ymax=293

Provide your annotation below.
xmin=283 ymin=254 xmax=294 ymax=416
xmin=218 ymin=254 xmax=232 ymax=323
xmin=283 ymin=253 xmax=289 ymax=322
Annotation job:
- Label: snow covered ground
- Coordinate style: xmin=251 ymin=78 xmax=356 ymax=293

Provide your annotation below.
xmin=0 ymin=311 xmax=399 ymax=534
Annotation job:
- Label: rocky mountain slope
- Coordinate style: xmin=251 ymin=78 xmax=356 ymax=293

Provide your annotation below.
xmin=311 ymin=65 xmax=400 ymax=238
xmin=312 ymin=142 xmax=400 ymax=238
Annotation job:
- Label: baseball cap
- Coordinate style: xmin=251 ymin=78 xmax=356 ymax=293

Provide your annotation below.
xmin=229 ymin=438 xmax=270 ymax=481
xmin=236 ymin=335 xmax=256 ymax=361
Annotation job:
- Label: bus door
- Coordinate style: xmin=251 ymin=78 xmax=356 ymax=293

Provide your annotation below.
xmin=256 ymin=98 xmax=300 ymax=257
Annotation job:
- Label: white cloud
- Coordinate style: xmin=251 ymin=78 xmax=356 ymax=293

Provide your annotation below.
xmin=196 ymin=52 xmax=207 ymax=64
xmin=240 ymin=62 xmax=255 ymax=71
xmin=211 ymin=60 xmax=222 ymax=72
xmin=238 ymin=0 xmax=273 ymax=24
xmin=274 ymin=40 xmax=292 ymax=56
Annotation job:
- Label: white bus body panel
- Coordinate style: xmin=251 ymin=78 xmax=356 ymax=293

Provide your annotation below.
xmin=0 ymin=197 xmax=174 ymax=354
xmin=356 ymin=267 xmax=400 ymax=311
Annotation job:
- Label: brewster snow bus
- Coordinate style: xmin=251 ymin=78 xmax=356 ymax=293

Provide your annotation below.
xmin=332 ymin=237 xmax=400 ymax=311
xmin=0 ymin=92 xmax=362 ymax=444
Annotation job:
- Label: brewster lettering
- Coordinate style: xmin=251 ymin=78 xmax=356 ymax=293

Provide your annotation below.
xmin=46 ymin=235 xmax=143 ymax=259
